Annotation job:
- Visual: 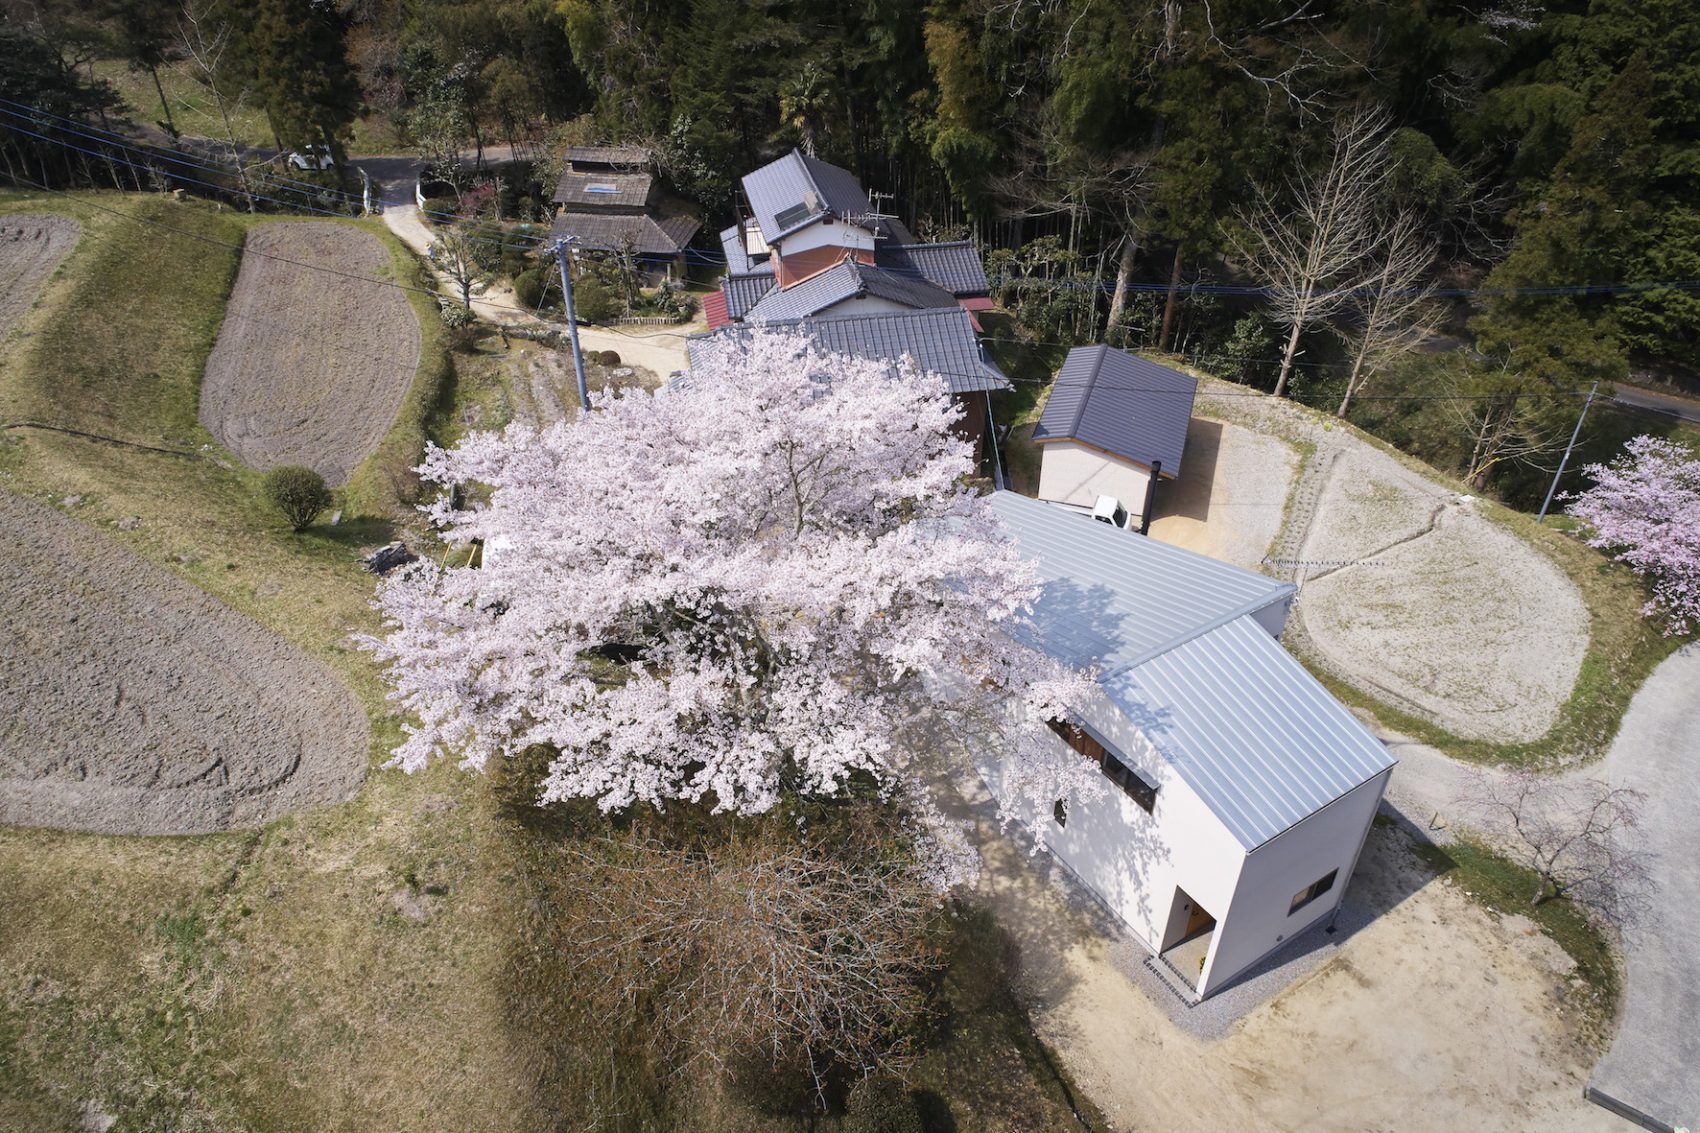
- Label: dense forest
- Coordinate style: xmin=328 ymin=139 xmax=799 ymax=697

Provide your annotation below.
xmin=3 ymin=0 xmax=1697 ymax=504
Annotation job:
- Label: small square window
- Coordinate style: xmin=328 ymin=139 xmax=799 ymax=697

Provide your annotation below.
xmin=1288 ymin=869 xmax=1339 ymax=916
xmin=1053 ymin=798 xmax=1067 ymax=827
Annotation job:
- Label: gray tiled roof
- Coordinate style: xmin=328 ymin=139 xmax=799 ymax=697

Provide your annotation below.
xmin=564 ymin=145 xmax=651 ymax=168
xmin=719 ymin=223 xmax=772 ymax=275
xmin=1034 ymin=346 xmax=1197 ymax=476
xmin=686 ymin=307 xmax=1008 ymax=395
xmin=743 ymin=259 xmax=956 ymax=321
xmin=876 ymin=241 xmax=989 ymax=297
xmin=550 ymin=208 xmax=701 ymax=256
xmin=989 ymin=492 xmax=1394 ymax=850
xmin=551 ymin=170 xmax=654 ymax=209
xmin=723 ymin=272 xmax=777 ymax=318
xmin=742 ymin=149 xmax=873 ymax=243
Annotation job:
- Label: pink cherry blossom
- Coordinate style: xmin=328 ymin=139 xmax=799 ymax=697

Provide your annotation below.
xmin=1567 ymin=434 xmax=1700 ymax=636
xmin=361 ymin=329 xmax=1102 ymax=885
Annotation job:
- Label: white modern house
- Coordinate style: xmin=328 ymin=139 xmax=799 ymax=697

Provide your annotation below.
xmin=1034 ymin=346 xmax=1198 ymax=533
xmin=979 ymin=492 xmax=1396 ymax=1000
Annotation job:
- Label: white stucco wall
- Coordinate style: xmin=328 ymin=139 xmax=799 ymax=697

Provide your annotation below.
xmin=777 ymin=218 xmax=876 ymax=257
xmin=970 ymin=674 xmax=1390 ymax=1001
xmin=970 ymin=683 xmax=1248 ymax=957
xmin=1199 ymin=767 xmax=1390 ymax=995
xmin=1036 ymin=441 xmax=1155 ymax=518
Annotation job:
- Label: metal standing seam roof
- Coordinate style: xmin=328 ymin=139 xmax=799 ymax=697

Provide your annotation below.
xmin=988 ymin=491 xmax=1394 ymax=850
xmin=743 ymin=258 xmax=957 ymax=322
xmin=876 ymin=241 xmax=990 ymax=297
xmin=742 ymin=149 xmax=874 ymax=244
xmin=1034 ymin=345 xmax=1198 ymax=477
xmin=686 ymin=307 xmax=1008 ymax=395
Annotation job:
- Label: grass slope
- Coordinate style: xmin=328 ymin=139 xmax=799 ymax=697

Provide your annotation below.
xmin=0 ymin=190 xmax=532 ymax=1132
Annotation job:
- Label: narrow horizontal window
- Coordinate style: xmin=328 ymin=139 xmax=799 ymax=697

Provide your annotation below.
xmin=1045 ymin=718 xmax=1106 ymax=764
xmin=1288 ymin=869 xmax=1339 ymax=916
xmin=1103 ymin=753 xmax=1157 ymax=813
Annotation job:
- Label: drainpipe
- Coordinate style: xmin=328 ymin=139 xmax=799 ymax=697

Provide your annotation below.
xmin=1139 ymin=460 xmax=1162 ymax=534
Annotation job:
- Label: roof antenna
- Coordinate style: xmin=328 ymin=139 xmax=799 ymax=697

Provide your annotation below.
xmin=848 ymin=189 xmax=897 ymax=238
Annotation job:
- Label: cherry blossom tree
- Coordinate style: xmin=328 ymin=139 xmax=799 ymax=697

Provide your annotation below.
xmin=1567 ymin=435 xmax=1700 ymax=636
xmin=363 ymin=329 xmax=1101 ymax=881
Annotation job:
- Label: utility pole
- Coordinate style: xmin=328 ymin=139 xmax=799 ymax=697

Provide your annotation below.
xmin=551 ymin=237 xmax=591 ymax=412
xmin=359 ymin=167 xmax=371 ymax=217
xmin=1538 ymin=381 xmax=1599 ymax=523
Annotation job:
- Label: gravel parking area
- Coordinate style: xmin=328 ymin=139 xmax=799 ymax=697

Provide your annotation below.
xmin=0 ymin=491 xmax=368 ymax=835
xmin=1146 ymin=416 xmax=1297 ymax=571
xmin=199 ymin=221 xmax=422 ymax=485
xmin=0 ymin=214 xmax=79 ymax=344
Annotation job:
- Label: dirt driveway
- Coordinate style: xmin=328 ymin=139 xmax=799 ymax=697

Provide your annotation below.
xmin=1146 ymin=415 xmax=1297 ymax=571
xmin=926 ymin=749 xmax=1618 ymax=1133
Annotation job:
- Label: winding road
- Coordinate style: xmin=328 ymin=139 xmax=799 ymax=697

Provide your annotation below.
xmin=1380 ymin=646 xmax=1700 ymax=1131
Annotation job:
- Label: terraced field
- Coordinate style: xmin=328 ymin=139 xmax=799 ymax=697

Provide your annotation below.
xmin=0 ymin=214 xmax=79 ymax=344
xmin=0 ymin=490 xmax=368 ymax=835
xmin=199 ymin=221 xmax=422 ymax=484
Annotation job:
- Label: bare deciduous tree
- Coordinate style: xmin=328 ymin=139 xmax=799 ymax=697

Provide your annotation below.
xmin=175 ymin=1 xmax=259 ymax=212
xmin=429 ymin=224 xmax=485 ymax=309
xmin=1234 ymin=108 xmax=1394 ymax=398
xmin=1336 ymin=209 xmax=1440 ymax=417
xmin=564 ymin=832 xmax=945 ymax=1095
xmin=1456 ymin=770 xmax=1648 ymax=920
xmin=1438 ymin=360 xmax=1569 ymax=489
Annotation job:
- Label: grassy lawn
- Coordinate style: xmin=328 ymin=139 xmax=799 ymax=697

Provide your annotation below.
xmin=93 ymin=58 xmax=404 ymax=154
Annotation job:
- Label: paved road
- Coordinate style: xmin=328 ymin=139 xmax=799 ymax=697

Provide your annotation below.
xmin=1611 ymin=383 xmax=1700 ymax=425
xmin=1380 ymin=643 xmax=1700 ymax=1132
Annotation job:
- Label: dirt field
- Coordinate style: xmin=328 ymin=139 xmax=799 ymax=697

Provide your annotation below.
xmin=1296 ymin=444 xmax=1588 ymax=742
xmin=199 ymin=221 xmax=422 ymax=485
xmin=0 ymin=490 xmax=368 ymax=835
xmin=0 ymin=214 xmax=79 ymax=344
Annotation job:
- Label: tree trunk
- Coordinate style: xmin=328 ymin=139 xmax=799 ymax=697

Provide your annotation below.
xmin=1158 ymin=245 xmax=1183 ymax=351
xmin=1105 ymin=232 xmax=1140 ymax=345
xmin=149 ymin=65 xmax=177 ymax=138
xmin=1274 ymin=316 xmax=1304 ymax=398
xmin=1339 ymin=338 xmax=1370 ymax=417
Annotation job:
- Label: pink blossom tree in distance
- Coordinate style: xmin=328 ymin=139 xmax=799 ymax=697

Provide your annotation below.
xmin=1567 ymin=434 xmax=1700 ymax=636
xmin=363 ymin=330 xmax=1101 ymax=887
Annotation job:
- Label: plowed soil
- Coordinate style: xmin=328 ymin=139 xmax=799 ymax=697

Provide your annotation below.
xmin=199 ymin=221 xmax=421 ymax=485
xmin=0 ymin=491 xmax=368 ymax=835
xmin=0 ymin=214 xmax=80 ymax=342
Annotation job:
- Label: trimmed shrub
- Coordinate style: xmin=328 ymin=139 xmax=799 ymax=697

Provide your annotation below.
xmin=262 ymin=465 xmax=331 ymax=531
xmin=843 ymin=1077 xmax=922 ymax=1133
xmin=571 ymin=277 xmax=621 ymax=324
xmin=514 ymin=267 xmax=549 ymax=309
xmin=597 ymin=350 xmax=622 ymax=366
